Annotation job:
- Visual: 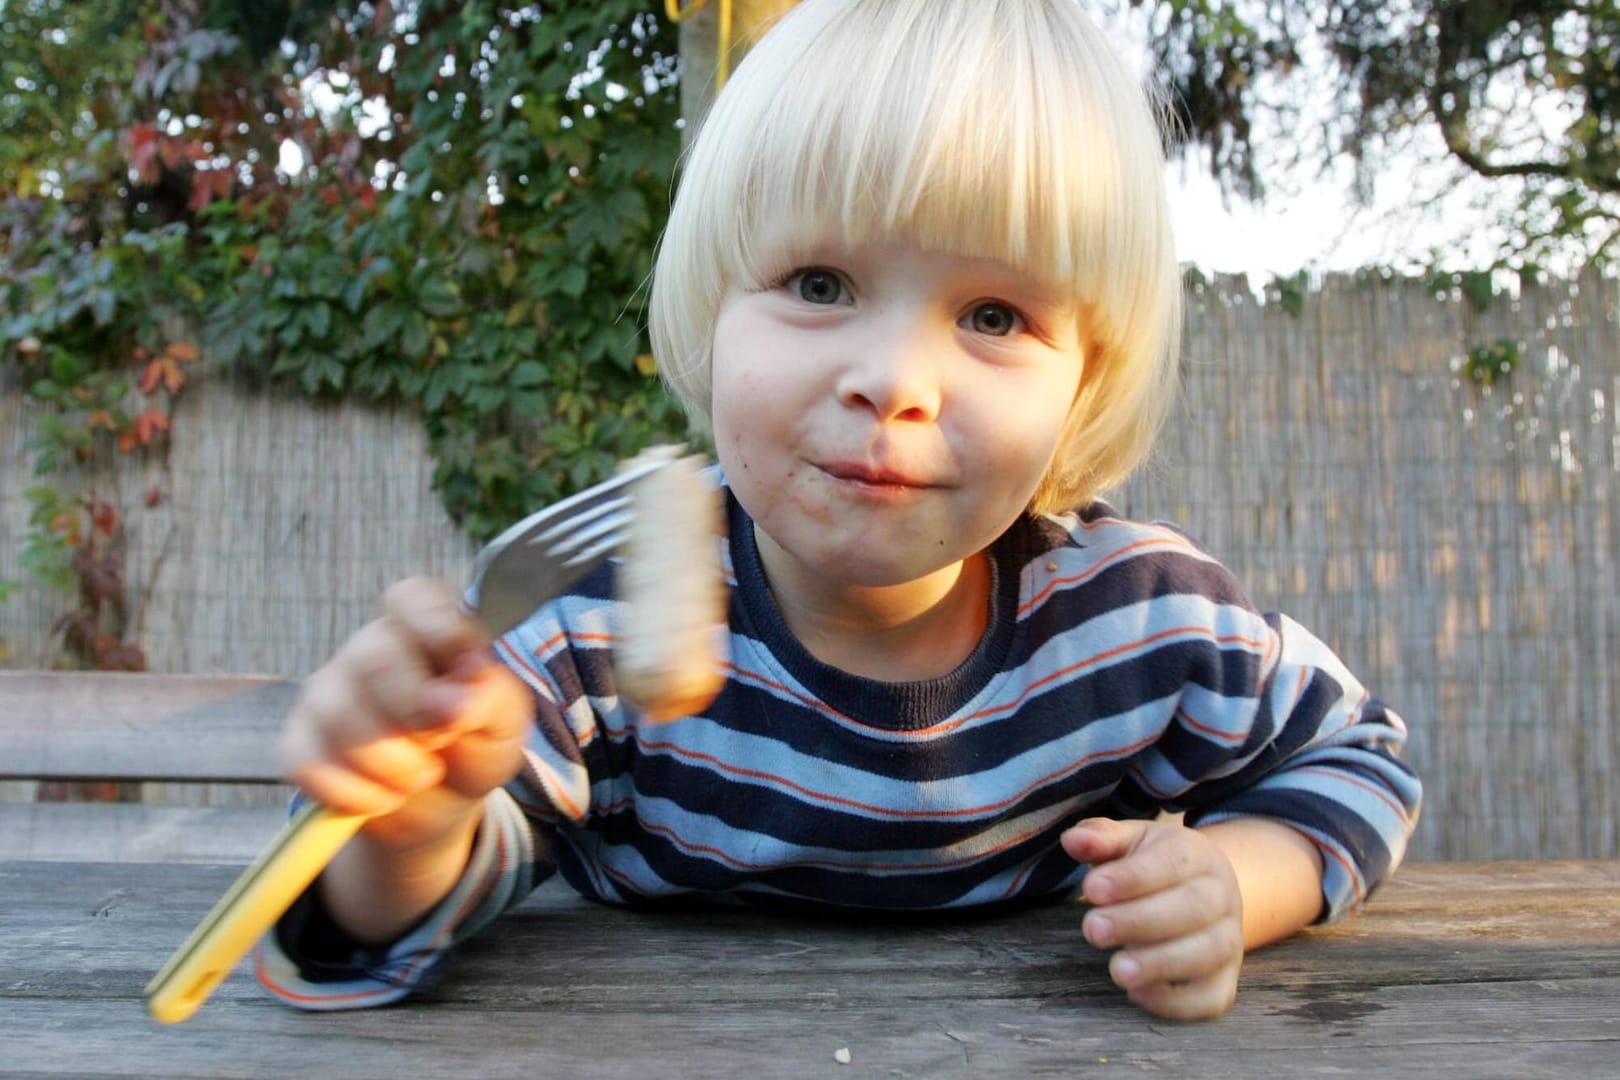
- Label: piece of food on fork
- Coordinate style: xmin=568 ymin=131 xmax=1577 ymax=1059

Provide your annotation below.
xmin=613 ymin=444 xmax=728 ymax=722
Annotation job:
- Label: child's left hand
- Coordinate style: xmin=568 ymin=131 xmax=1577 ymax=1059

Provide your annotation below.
xmin=1060 ymin=817 xmax=1243 ymax=1020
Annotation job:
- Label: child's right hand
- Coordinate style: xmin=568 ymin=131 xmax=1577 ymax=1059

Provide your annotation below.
xmin=278 ymin=576 xmax=531 ymax=852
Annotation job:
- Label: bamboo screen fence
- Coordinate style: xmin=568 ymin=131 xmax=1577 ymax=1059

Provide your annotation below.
xmin=3 ymin=271 xmax=1617 ymax=862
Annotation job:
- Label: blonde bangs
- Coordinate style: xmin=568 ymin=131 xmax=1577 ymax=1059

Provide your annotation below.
xmin=726 ymin=3 xmax=1136 ymax=291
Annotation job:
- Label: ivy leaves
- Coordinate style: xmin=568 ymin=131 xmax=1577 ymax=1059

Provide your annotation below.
xmin=3 ymin=1 xmax=691 ymax=666
xmin=176 ymin=0 xmax=689 ymax=539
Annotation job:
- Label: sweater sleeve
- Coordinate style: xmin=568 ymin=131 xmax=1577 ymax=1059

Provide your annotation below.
xmin=254 ymin=786 xmax=540 ymax=1009
xmin=1136 ymin=595 xmax=1422 ymax=921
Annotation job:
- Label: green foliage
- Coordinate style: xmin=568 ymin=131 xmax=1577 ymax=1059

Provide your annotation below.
xmin=1464 ymin=338 xmax=1523 ymax=387
xmin=1181 ymin=264 xmax=1211 ymax=295
xmin=20 ymin=486 xmax=76 ymax=594
xmin=2 ymin=1 xmax=690 ymax=664
xmin=225 ymin=0 xmax=687 ymax=539
xmin=1454 ymin=271 xmax=1495 ymax=315
xmin=4 ymin=0 xmax=689 ymax=557
xmin=1423 ymin=268 xmax=1505 ymax=314
xmin=12 ymin=485 xmax=146 ymax=669
xmin=0 ymin=0 xmax=145 ymax=191
xmin=256 ymin=0 xmax=686 ymax=537
xmin=1267 ymin=270 xmax=1310 ymax=317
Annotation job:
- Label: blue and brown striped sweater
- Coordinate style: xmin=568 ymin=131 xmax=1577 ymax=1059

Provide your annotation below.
xmin=259 ymin=487 xmax=1421 ymax=1009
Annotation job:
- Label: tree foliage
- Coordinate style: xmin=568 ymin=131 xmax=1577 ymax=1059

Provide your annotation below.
xmin=0 ymin=1 xmax=143 ymax=189
xmin=2 ymin=0 xmax=685 ymax=664
xmin=3 ymin=0 xmax=684 ymax=518
xmin=1118 ymin=0 xmax=1619 ymax=271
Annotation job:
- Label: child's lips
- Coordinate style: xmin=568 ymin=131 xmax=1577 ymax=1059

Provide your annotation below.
xmin=818 ymin=461 xmax=937 ymax=490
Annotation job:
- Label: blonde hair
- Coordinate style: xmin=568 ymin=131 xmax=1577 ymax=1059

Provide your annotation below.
xmin=649 ymin=0 xmax=1181 ymax=512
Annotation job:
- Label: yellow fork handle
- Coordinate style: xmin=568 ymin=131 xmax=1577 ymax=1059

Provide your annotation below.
xmin=144 ymin=664 xmax=531 ymax=1024
xmin=144 ymin=803 xmax=366 ymax=1024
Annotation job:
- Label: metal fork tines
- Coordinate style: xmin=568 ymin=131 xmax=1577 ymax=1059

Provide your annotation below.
xmin=468 ymin=450 xmax=677 ymax=636
xmin=527 ymin=491 xmax=631 ymax=569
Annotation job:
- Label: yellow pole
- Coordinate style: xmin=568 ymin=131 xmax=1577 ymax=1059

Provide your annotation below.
xmin=669 ymin=0 xmax=800 ymax=143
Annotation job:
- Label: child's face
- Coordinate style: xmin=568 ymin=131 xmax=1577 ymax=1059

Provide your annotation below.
xmin=711 ymin=238 xmax=1085 ymax=591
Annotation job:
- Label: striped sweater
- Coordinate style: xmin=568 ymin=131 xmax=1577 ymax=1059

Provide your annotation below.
xmin=258 ymin=488 xmax=1421 ymax=1009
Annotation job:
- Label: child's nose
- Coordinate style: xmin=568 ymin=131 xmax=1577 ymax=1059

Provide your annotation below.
xmin=835 ymin=320 xmax=943 ymax=423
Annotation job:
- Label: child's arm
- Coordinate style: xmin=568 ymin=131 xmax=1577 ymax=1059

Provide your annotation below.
xmin=1053 ymin=557 xmax=1419 ymax=1021
xmin=1061 ymin=815 xmax=1324 ymax=1021
xmin=276 ymin=576 xmax=532 ymax=943
xmin=262 ymin=574 xmax=612 ymax=1011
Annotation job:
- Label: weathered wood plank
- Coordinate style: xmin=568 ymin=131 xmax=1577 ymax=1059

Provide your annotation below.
xmin=5 ymin=862 xmax=1617 ymax=979
xmin=0 ymin=990 xmax=1615 ymax=1079
xmin=0 ymin=672 xmax=292 ymax=782
xmin=0 ymin=802 xmax=287 ymax=863
xmin=0 ymin=861 xmax=1616 ymax=1079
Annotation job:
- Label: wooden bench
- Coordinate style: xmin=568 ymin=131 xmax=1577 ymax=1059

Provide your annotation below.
xmin=0 ymin=671 xmax=295 ymax=863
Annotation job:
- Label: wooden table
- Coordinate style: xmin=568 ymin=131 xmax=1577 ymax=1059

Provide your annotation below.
xmin=1 ymin=860 xmax=1616 ymax=1078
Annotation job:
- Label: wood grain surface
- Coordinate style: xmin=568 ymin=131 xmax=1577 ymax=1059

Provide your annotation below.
xmin=1 ymin=859 xmax=1615 ymax=1078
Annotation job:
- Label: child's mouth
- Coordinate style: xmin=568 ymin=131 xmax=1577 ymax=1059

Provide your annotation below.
xmin=819 ymin=462 xmax=934 ymax=493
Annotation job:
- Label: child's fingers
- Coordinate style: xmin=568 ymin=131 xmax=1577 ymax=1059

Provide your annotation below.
xmin=380 ymin=576 xmax=490 ymax=674
xmin=432 ymin=665 xmax=533 ymax=797
xmin=322 ymin=666 xmax=523 ymax=799
xmin=1078 ymin=829 xmax=1215 ymax=905
xmin=1105 ymin=921 xmax=1244 ymax=995
xmin=1059 ymin=816 xmax=1149 ymax=868
xmin=286 ymin=629 xmax=441 ymax=760
xmin=1124 ymin=967 xmax=1240 ymax=1023
xmin=1065 ymin=821 xmax=1246 ymax=1022
xmin=419 ymin=660 xmax=525 ymax=736
xmin=282 ymin=673 xmax=446 ymax=797
xmin=1082 ymin=874 xmax=1232 ymax=948
xmin=341 ymin=618 xmax=438 ymax=728
xmin=281 ymin=747 xmax=418 ymax=819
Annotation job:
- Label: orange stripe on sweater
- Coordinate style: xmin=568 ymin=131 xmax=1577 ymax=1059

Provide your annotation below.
xmin=1019 ymin=535 xmax=1197 ymax=616
xmin=634 ymin=726 xmax=1162 ymax=822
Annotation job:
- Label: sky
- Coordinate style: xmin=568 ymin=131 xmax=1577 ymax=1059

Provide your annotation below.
xmin=1124 ymin=8 xmax=1590 ymax=284
xmin=1109 ymin=8 xmax=1434 ymax=282
xmin=1161 ymin=111 xmax=1524 ymax=283
xmin=1168 ymin=164 xmax=1369 ymax=279
xmin=1162 ymin=160 xmax=1504 ymax=282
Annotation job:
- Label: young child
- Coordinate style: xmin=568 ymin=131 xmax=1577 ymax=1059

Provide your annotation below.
xmin=262 ymin=0 xmax=1421 ymax=1021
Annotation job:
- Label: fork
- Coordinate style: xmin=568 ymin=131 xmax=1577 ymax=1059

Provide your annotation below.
xmin=465 ymin=448 xmax=672 ymax=636
xmin=145 ymin=451 xmax=677 ymax=1024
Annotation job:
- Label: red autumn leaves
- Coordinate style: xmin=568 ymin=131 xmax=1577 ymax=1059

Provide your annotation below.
xmin=123 ymin=123 xmax=233 ymax=214
xmin=83 ymin=340 xmax=196 ymax=454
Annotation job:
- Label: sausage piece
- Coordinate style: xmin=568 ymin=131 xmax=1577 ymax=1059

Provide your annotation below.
xmin=613 ymin=446 xmax=728 ymax=722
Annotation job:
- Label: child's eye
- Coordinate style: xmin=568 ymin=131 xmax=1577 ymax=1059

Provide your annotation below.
xmin=786 ymin=268 xmax=846 ymax=305
xmin=961 ymin=301 xmax=1025 ymax=337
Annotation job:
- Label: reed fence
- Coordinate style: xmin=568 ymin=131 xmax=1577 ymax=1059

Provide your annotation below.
xmin=3 ymin=270 xmax=1616 ymax=862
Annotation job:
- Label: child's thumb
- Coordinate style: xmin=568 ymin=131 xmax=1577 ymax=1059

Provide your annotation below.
xmin=1059 ymin=816 xmax=1148 ymax=865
